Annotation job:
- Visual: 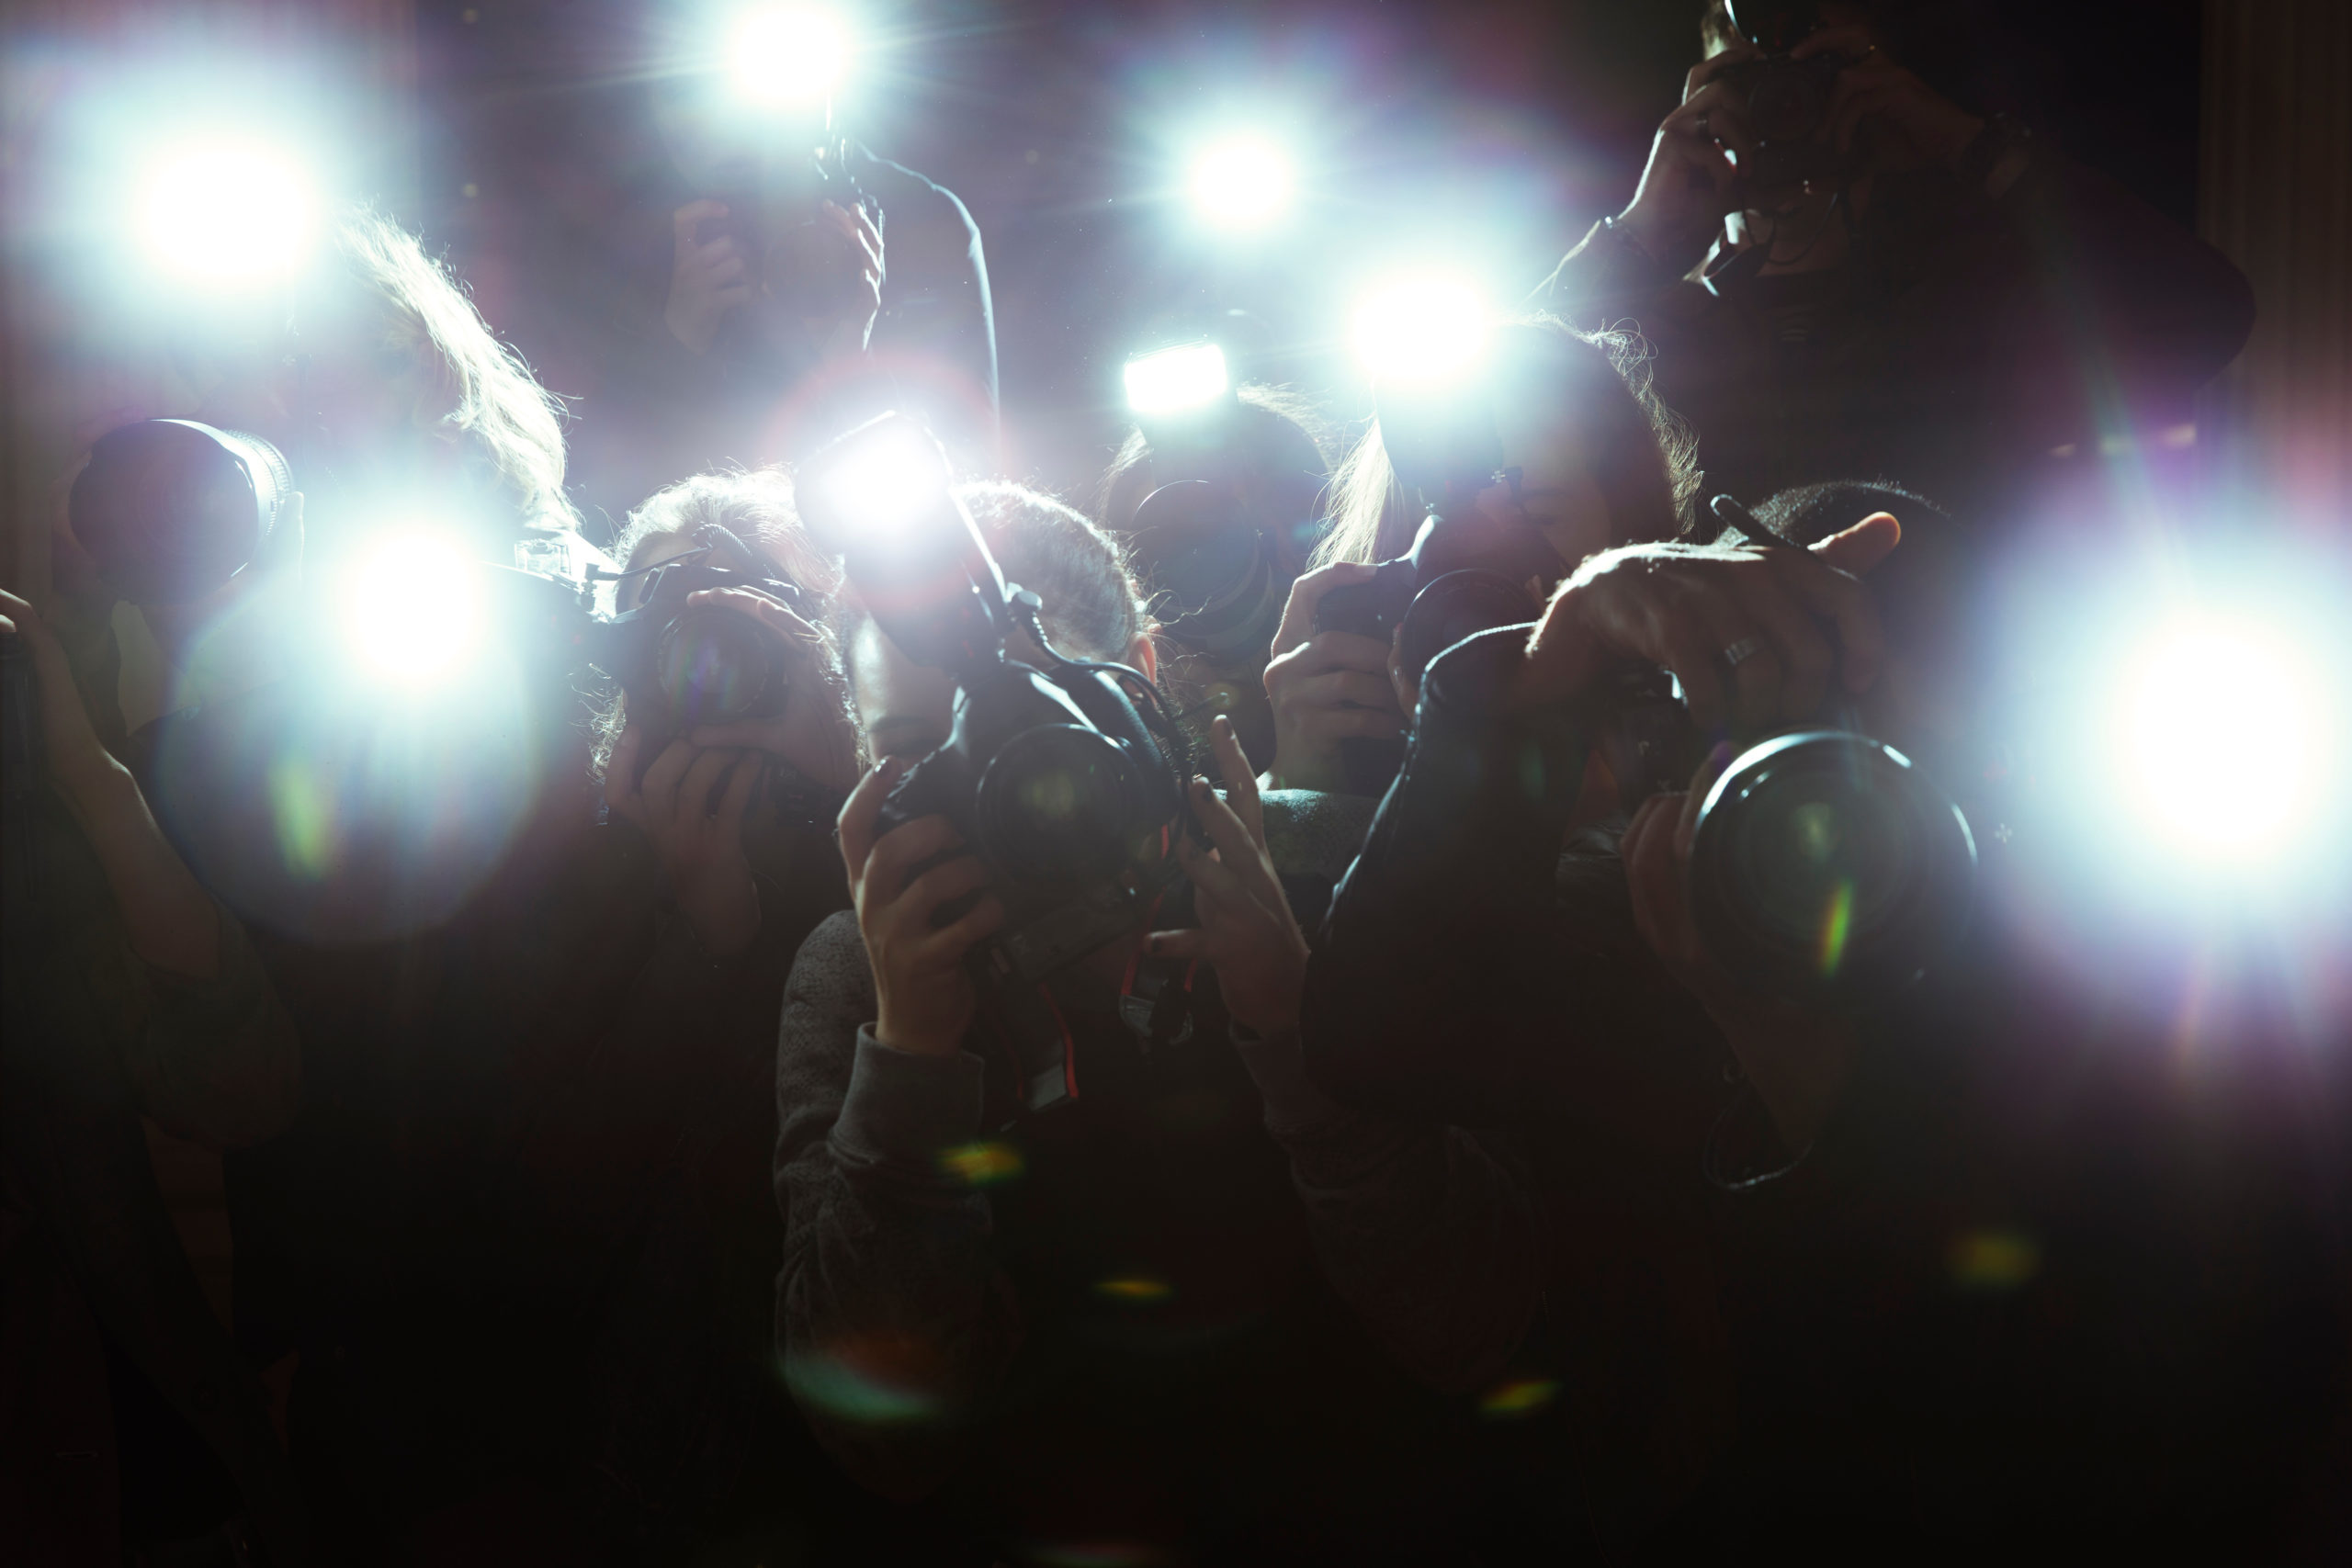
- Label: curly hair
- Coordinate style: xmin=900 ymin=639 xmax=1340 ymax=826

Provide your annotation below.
xmin=1314 ymin=316 xmax=1700 ymax=570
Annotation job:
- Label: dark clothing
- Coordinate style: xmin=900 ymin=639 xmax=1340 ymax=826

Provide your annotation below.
xmin=1 ymin=786 xmax=307 ymax=1566
xmin=1295 ymin=628 xmax=2346 ymax=1555
xmin=1533 ymin=145 xmax=2253 ymax=520
xmin=772 ymin=794 xmax=1496 ymax=1562
xmin=572 ymin=147 xmax=997 ymax=532
xmin=131 ymin=686 xmax=849 ymax=1561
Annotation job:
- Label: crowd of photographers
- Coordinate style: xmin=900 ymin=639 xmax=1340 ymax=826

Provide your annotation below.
xmin=3 ymin=3 xmax=2344 ymax=1565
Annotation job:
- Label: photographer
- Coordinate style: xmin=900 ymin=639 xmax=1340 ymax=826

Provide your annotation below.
xmin=1 ymin=593 xmax=306 ymax=1563
xmin=773 ymin=484 xmax=1447 ymax=1560
xmin=1281 ymin=487 xmax=2342 ymax=1550
xmin=1097 ymin=384 xmax=1333 ymax=773
xmin=1535 ymin=1 xmax=2254 ymax=520
xmin=1263 ymin=321 xmax=1695 ymax=794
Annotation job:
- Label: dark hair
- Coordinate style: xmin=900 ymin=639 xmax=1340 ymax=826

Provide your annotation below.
xmin=1737 ymin=479 xmax=1980 ymax=670
xmin=1317 ymin=318 xmax=1700 ymax=568
xmin=831 ymin=480 xmax=1149 ymax=669
xmin=1094 ymin=384 xmax=1333 ymax=536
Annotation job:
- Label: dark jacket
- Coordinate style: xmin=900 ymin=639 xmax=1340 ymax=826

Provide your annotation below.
xmin=1295 ymin=628 xmax=2346 ymax=1557
xmin=2 ymin=787 xmax=306 ymax=1565
xmin=770 ymin=794 xmax=1498 ymax=1562
xmin=1533 ymin=143 xmax=2253 ymax=520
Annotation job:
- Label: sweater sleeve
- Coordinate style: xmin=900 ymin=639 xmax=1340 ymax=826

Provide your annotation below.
xmin=1235 ymin=1027 xmax=1540 ymax=1395
xmin=772 ymin=910 xmax=1016 ymax=1500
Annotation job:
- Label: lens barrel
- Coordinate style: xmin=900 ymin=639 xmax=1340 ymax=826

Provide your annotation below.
xmin=70 ymin=420 xmax=291 ymax=606
xmin=976 ymin=724 xmax=1152 ymax=888
xmin=1688 ymin=729 xmax=1976 ymax=1003
xmin=654 ymin=604 xmax=775 ymax=727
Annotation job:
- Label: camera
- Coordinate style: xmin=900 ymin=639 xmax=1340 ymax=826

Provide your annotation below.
xmin=799 ymin=413 xmax=1194 ymax=1117
xmin=69 ymin=420 xmax=293 ymax=606
xmin=1715 ymin=0 xmax=1854 ymax=192
xmin=700 ymin=132 xmax=878 ymax=321
xmin=582 ymin=526 xmax=813 ymax=770
xmin=1128 ymin=479 xmax=1295 ymax=664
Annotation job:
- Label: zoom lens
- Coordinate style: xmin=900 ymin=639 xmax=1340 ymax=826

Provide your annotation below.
xmin=976 ymin=724 xmax=1148 ymax=888
xmin=1688 ymin=730 xmax=1976 ymax=1002
xmin=655 ymin=605 xmax=773 ymax=726
xmin=70 ymin=420 xmax=291 ymax=606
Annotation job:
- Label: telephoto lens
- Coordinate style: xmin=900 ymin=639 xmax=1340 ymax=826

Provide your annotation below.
xmin=1129 ymin=480 xmax=1287 ymax=663
xmin=1687 ymin=730 xmax=1977 ymax=1003
xmin=69 ymin=420 xmax=292 ymax=606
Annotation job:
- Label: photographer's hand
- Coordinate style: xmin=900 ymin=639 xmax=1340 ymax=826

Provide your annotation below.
xmin=1516 ymin=514 xmax=1900 ymax=731
xmin=2 ymin=589 xmax=219 ymax=977
xmin=1616 ymin=47 xmax=1757 ymax=269
xmin=1623 ymin=754 xmax=1859 ymax=1149
xmin=665 ymin=199 xmax=755 ymax=357
xmin=681 ymin=585 xmax=863 ymax=798
xmin=1147 ymin=716 xmax=1310 ymax=1036
xmin=1261 ymin=563 xmax=1408 ymax=794
xmin=609 ymin=721 xmax=763 ymax=956
xmin=1792 ymin=28 xmax=1984 ymax=175
xmin=838 ymin=761 xmax=1005 ymax=1060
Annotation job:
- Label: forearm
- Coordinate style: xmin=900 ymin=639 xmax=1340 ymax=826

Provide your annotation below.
xmin=775 ymin=1024 xmax=1011 ymax=1497
xmin=1530 ymin=217 xmax=1683 ymax=319
xmin=60 ymin=761 xmax=219 ymax=979
xmin=1238 ymin=1028 xmax=1540 ymax=1393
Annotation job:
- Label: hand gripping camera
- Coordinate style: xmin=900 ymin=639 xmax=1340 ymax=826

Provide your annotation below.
xmin=1714 ymin=0 xmax=1855 ymax=194
xmin=699 ymin=130 xmax=878 ymax=324
xmin=799 ymin=414 xmax=1196 ymax=1118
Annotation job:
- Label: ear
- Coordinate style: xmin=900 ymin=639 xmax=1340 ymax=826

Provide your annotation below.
xmin=1812 ymin=511 xmax=1902 ymax=575
xmin=1127 ymin=629 xmax=1159 ymax=685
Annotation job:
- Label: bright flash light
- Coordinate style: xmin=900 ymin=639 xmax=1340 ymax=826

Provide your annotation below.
xmin=822 ymin=424 xmax=945 ymax=530
xmin=133 ymin=135 xmax=317 ymax=288
xmin=345 ymin=533 xmax=486 ymax=688
xmin=1124 ymin=342 xmax=1229 ymax=417
xmin=2109 ymin=616 xmax=2336 ymax=865
xmin=1351 ymin=276 xmax=1492 ymax=388
xmin=726 ymin=5 xmax=852 ymax=108
xmin=1187 ymin=136 xmax=1294 ymax=231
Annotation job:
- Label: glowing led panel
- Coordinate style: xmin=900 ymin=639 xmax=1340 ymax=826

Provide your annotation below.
xmin=1187 ymin=135 xmax=1295 ymax=231
xmin=134 ymin=136 xmax=318 ymax=288
xmin=345 ymin=534 xmax=486 ymax=687
xmin=1351 ymin=277 xmax=1491 ymax=388
xmin=1124 ymin=342 xmax=1229 ymax=416
xmin=727 ymin=5 xmax=851 ymax=107
xmin=2109 ymin=617 xmax=2330 ymax=864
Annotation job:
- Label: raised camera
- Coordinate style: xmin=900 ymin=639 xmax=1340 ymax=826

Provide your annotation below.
xmin=70 ymin=420 xmax=293 ymax=606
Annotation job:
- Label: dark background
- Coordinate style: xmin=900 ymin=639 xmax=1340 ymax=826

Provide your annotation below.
xmin=406 ymin=0 xmax=2204 ymax=536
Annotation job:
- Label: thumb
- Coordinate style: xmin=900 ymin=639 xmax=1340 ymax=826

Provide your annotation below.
xmin=1812 ymin=511 xmax=1901 ymax=576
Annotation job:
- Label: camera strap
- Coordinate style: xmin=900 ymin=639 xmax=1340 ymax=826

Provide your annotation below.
xmin=1118 ymin=883 xmax=1198 ymax=1051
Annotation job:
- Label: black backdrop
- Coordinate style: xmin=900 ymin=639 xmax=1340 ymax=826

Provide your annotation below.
xmin=407 ymin=0 xmax=2203 ymax=538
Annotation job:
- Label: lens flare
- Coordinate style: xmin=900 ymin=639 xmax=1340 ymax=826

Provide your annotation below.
xmin=820 ymin=422 xmax=945 ymax=533
xmin=1186 ymin=134 xmax=1294 ymax=230
xmin=344 ymin=533 xmax=486 ymax=688
xmin=1123 ymin=342 xmax=1229 ymax=416
xmin=133 ymin=135 xmax=317 ymax=288
xmin=726 ymin=5 xmax=851 ymax=108
xmin=2109 ymin=616 xmax=2330 ymax=864
xmin=1351 ymin=276 xmax=1492 ymax=388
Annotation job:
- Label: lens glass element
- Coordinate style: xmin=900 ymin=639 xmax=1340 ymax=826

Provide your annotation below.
xmin=977 ymin=725 xmax=1143 ymax=887
xmin=656 ymin=606 xmax=773 ymax=726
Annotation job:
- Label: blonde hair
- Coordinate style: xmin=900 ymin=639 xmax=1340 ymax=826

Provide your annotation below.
xmin=323 ymin=206 xmax=580 ymax=534
xmin=1312 ymin=318 xmax=1700 ymax=570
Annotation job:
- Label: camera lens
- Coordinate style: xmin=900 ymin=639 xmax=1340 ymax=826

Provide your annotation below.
xmin=1688 ymin=731 xmax=1976 ymax=1002
xmin=1747 ymin=65 xmax=1831 ymax=144
xmin=976 ymin=724 xmax=1148 ymax=887
xmin=69 ymin=420 xmax=290 ymax=606
xmin=655 ymin=605 xmax=773 ymax=726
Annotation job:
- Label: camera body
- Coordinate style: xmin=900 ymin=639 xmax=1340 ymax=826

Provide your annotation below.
xmin=584 ymin=528 xmax=810 ymax=768
xmin=1131 ymin=479 xmax=1296 ymax=664
xmin=801 ymin=413 xmax=1193 ymax=1118
xmin=1716 ymin=0 xmax=1853 ymax=193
